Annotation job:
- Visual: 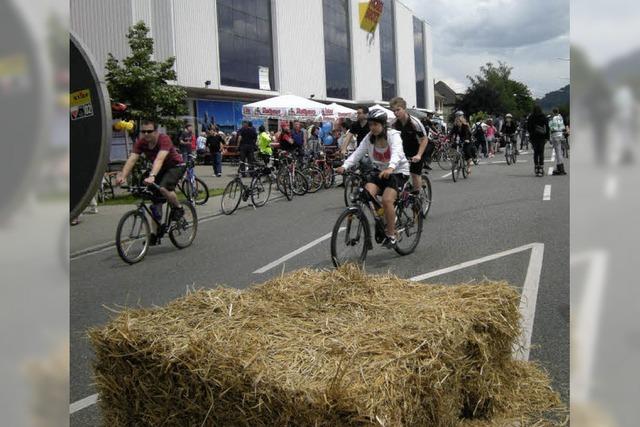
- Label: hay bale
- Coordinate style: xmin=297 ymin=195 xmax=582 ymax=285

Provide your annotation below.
xmin=89 ymin=266 xmax=566 ymax=426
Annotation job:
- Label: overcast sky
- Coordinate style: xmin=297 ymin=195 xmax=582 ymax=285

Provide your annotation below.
xmin=402 ymin=0 xmax=570 ymax=98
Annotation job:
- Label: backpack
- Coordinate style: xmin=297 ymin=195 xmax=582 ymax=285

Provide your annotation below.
xmin=473 ymin=124 xmax=485 ymax=141
xmin=534 ymin=123 xmax=547 ymax=136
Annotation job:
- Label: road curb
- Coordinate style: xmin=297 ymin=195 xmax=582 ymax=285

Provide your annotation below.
xmin=71 ymin=194 xmax=287 ymax=260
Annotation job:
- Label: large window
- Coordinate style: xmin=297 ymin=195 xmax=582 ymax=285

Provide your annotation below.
xmin=323 ymin=0 xmax=352 ymax=99
xmin=413 ymin=17 xmax=425 ymax=108
xmin=216 ymin=0 xmax=274 ymax=90
xmin=379 ymin=0 xmax=396 ymax=101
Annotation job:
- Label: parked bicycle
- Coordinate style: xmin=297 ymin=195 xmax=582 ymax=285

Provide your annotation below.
xmin=220 ymin=161 xmax=273 ymax=215
xmin=276 ymin=150 xmax=308 ymax=197
xmin=115 ymin=183 xmax=197 ymax=264
xmin=330 ymin=168 xmax=423 ymax=267
xmin=178 ymin=153 xmax=209 ymax=205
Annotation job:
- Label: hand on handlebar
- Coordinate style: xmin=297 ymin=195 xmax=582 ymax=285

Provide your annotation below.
xmin=115 ymin=173 xmax=125 ymax=186
xmin=410 ymin=155 xmax=422 ymax=163
xmin=143 ymin=176 xmax=156 ymax=185
xmin=379 ymin=167 xmax=393 ymax=179
xmin=335 ymin=166 xmax=346 ymax=175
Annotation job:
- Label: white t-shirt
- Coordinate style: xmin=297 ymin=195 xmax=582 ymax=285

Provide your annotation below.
xmin=342 ymin=129 xmax=410 ymax=175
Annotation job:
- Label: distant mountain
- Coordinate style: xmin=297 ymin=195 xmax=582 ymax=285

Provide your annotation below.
xmin=604 ymin=48 xmax=640 ymax=85
xmin=536 ymin=85 xmax=570 ymax=112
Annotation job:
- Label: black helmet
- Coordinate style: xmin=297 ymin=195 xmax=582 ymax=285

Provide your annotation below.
xmin=367 ymin=109 xmax=387 ymax=125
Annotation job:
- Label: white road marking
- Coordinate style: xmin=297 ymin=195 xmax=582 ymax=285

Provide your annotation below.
xmin=571 ymin=250 xmax=608 ymax=402
xmin=70 ymin=393 xmax=98 ymax=414
xmin=253 ymin=229 xmax=344 ymax=274
xmin=543 ymin=185 xmax=551 ymax=201
xmin=604 ymin=175 xmax=618 ymax=199
xmin=410 ymin=243 xmax=545 ymax=361
xmin=441 ymin=172 xmax=452 ymax=178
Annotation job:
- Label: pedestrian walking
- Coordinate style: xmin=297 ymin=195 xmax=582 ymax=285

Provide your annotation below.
xmin=527 ymin=105 xmax=550 ymax=177
xmin=236 ymin=121 xmax=258 ymax=176
xmin=257 ymin=125 xmax=273 ymax=165
xmin=485 ymin=119 xmax=497 ymax=157
xmin=549 ymin=108 xmax=567 ymax=175
xmin=206 ymin=128 xmax=224 ymax=177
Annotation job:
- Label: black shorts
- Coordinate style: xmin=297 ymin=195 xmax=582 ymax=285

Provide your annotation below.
xmin=409 ymin=159 xmax=424 ymax=175
xmin=366 ymin=173 xmax=408 ymax=193
xmin=156 ymin=165 xmax=186 ymax=191
xmin=462 ymin=143 xmax=475 ymax=160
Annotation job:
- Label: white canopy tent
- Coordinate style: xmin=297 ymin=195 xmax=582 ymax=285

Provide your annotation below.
xmin=242 ymin=94 xmax=333 ymax=122
xmin=326 ymin=102 xmax=357 ymax=120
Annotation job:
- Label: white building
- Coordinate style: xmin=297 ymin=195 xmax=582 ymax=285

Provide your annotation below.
xmin=71 ymin=0 xmax=434 ymax=133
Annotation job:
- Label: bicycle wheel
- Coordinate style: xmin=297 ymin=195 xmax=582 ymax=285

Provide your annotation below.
xmin=169 ymin=201 xmax=197 ymax=249
xmin=437 ymin=150 xmax=450 ymax=170
xmin=330 ymin=208 xmax=370 ymax=267
xmin=420 ymin=174 xmax=432 ymax=218
xmin=505 ymin=149 xmax=512 ymax=165
xmin=193 ymin=177 xmax=209 ymax=205
xmin=250 ymin=173 xmax=272 ymax=207
xmin=344 ymin=175 xmax=361 ymax=207
xmin=304 ymin=166 xmax=323 ymax=194
xmin=462 ymin=157 xmax=468 ymax=179
xmin=451 ymin=154 xmax=458 ymax=183
xmin=292 ymin=169 xmax=309 ymax=196
xmin=276 ymin=168 xmax=294 ymax=201
xmin=394 ymin=198 xmax=423 ymax=256
xmin=221 ymin=179 xmax=243 ymax=215
xmin=115 ymin=210 xmax=150 ymax=264
xmin=323 ymin=164 xmax=335 ymax=188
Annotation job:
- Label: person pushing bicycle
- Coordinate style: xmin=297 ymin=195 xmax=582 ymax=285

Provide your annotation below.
xmin=335 ymin=109 xmax=410 ymax=249
xmin=116 ymin=119 xmax=186 ymax=244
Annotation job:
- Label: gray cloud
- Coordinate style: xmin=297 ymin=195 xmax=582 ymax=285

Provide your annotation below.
xmin=403 ymin=0 xmax=569 ymax=97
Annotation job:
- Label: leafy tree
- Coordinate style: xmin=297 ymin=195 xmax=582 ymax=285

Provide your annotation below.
xmin=105 ymin=21 xmax=187 ymax=131
xmin=454 ymin=62 xmax=534 ymax=121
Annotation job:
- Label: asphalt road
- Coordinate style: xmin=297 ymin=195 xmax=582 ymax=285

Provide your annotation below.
xmin=70 ymin=146 xmax=569 ymax=425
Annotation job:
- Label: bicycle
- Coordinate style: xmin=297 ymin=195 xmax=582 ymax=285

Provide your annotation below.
xmin=415 ymin=170 xmax=432 ymax=219
xmin=307 ymin=150 xmax=336 ymax=189
xmin=97 ymin=172 xmax=116 ymax=203
xmin=115 ymin=183 xmax=197 ymax=264
xmin=449 ymin=140 xmax=468 ymax=182
xmin=220 ymin=161 xmax=273 ymax=215
xmin=504 ymin=135 xmax=518 ymax=165
xmin=178 ymin=154 xmax=209 ymax=205
xmin=330 ymin=169 xmax=423 ymax=267
xmin=276 ymin=150 xmax=308 ymax=197
xmin=433 ymin=135 xmax=452 ymax=171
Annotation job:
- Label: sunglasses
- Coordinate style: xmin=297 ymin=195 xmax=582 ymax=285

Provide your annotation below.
xmin=140 ymin=129 xmax=155 ymax=134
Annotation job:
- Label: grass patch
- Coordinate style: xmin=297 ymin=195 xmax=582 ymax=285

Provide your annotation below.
xmin=101 ymin=188 xmax=224 ymax=206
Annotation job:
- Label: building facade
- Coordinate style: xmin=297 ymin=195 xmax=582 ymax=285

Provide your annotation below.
xmin=71 ymin=0 xmax=435 ymax=133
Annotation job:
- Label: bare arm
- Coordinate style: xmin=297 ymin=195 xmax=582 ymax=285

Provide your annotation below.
xmin=116 ymin=153 xmax=141 ymax=184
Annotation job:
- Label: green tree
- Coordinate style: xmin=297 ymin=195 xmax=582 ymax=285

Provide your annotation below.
xmin=105 ymin=21 xmax=187 ymax=131
xmin=454 ymin=62 xmax=534 ymax=121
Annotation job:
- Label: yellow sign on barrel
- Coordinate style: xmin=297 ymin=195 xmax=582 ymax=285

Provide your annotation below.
xmin=359 ymin=0 xmax=384 ymax=33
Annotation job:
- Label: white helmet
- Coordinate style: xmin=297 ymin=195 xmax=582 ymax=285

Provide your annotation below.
xmin=455 ymin=110 xmax=464 ymax=117
xmin=506 ymin=113 xmax=513 ymax=118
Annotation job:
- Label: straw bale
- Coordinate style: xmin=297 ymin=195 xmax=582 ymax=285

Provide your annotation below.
xmin=89 ymin=265 xmax=566 ymax=426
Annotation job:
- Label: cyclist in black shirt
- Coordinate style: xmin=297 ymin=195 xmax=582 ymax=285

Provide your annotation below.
xmin=389 ymin=97 xmax=428 ymax=192
xmin=502 ymin=113 xmax=519 ymax=155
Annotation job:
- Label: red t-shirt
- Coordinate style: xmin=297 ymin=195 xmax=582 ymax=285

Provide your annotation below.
xmin=132 ymin=134 xmax=183 ymax=169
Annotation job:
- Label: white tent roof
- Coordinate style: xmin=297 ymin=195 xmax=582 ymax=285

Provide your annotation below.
xmin=326 ymin=102 xmax=357 ymax=119
xmin=242 ymin=95 xmax=332 ymax=121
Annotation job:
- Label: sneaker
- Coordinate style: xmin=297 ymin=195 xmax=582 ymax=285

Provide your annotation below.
xmin=382 ymin=235 xmax=397 ymax=249
xmin=216 ymin=174 xmax=222 ymax=177
xmin=86 ymin=207 xmax=99 ymax=214
xmin=149 ymin=233 xmax=159 ymax=246
xmin=170 ymin=207 xmax=185 ymax=221
xmin=424 ymin=163 xmax=432 ymax=171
